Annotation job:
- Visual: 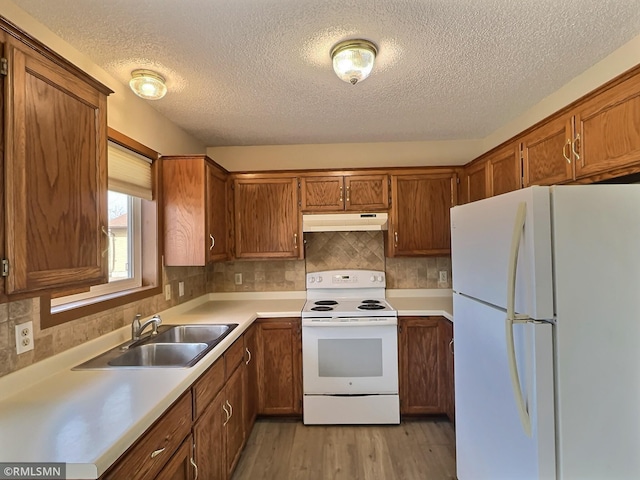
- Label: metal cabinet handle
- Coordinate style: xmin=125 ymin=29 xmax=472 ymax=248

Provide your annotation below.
xmin=150 ymin=447 xmax=165 ymax=459
xmin=245 ymin=347 xmax=252 ymax=365
xmin=394 ymin=231 xmax=399 ymax=247
xmin=226 ymin=400 xmax=233 ymax=418
xmin=339 ymin=185 xmax=343 ymax=203
xmin=294 ymin=233 xmax=298 ymax=249
xmin=572 ymin=133 xmax=581 ymax=165
xmin=222 ymin=403 xmax=230 ymax=426
xmin=191 ymin=457 xmax=199 ymax=480
xmin=346 ymin=185 xmax=351 ymax=202
xmin=209 ymin=234 xmax=215 ymax=250
xmin=562 ymin=139 xmax=572 ymax=164
xmin=449 ymin=339 xmax=454 ymax=355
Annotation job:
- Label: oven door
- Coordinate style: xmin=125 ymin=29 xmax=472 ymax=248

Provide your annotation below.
xmin=302 ymin=321 xmax=398 ymax=395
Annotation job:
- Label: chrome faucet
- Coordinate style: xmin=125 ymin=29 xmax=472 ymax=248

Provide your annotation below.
xmin=131 ymin=314 xmax=162 ymax=341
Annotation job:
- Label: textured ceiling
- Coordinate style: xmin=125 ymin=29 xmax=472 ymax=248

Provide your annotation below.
xmin=11 ymin=0 xmax=640 ymax=147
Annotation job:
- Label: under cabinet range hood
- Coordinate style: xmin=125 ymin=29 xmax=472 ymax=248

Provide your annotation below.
xmin=302 ymin=213 xmax=388 ymax=232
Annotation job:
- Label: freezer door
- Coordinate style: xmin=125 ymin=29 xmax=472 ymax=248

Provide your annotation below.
xmin=454 ymin=293 xmax=555 ymax=480
xmin=451 ymin=186 xmax=553 ymax=320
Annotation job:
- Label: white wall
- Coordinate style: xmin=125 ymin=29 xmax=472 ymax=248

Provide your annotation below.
xmin=1 ymin=0 xmax=205 ymax=156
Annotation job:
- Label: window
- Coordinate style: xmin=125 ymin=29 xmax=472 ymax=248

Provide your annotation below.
xmin=50 ymin=139 xmax=154 ymax=308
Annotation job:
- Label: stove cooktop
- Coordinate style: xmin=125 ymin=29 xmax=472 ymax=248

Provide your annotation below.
xmin=302 ymin=297 xmax=397 ymax=318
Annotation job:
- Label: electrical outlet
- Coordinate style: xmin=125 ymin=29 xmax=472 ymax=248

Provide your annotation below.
xmin=235 ymin=273 xmax=243 ymax=285
xmin=164 ymin=284 xmax=171 ymax=301
xmin=179 ymin=281 xmax=185 ymax=297
xmin=15 ymin=321 xmax=34 ymax=355
xmin=439 ymin=271 xmax=448 ymax=283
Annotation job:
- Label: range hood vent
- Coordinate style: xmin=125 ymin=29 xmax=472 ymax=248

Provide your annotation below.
xmin=302 ymin=213 xmax=388 ymax=232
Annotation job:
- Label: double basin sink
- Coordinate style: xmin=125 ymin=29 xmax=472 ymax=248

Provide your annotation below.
xmin=74 ymin=323 xmax=238 ymax=369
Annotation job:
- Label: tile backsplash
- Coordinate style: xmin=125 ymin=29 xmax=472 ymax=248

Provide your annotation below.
xmin=210 ymin=231 xmax=451 ymax=292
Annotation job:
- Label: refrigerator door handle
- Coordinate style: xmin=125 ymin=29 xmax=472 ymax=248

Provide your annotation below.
xmin=506 ymin=201 xmax=533 ymax=437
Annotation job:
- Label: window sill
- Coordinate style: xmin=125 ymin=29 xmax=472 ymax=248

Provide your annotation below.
xmin=41 ymin=284 xmax=162 ymax=329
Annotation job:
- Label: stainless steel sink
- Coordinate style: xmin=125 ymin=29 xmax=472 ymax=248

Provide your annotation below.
xmin=74 ymin=323 xmax=238 ymax=369
xmin=107 ymin=343 xmax=209 ymax=367
xmin=149 ymin=324 xmax=235 ymax=345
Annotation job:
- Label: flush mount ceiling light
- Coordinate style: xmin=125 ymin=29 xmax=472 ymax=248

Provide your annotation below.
xmin=129 ymin=69 xmax=167 ymax=100
xmin=330 ymin=40 xmax=378 ymax=85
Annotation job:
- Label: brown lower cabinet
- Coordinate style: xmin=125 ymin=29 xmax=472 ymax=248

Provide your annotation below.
xmin=155 ymin=436 xmax=194 ymax=480
xmin=256 ymin=318 xmax=303 ymax=415
xmin=398 ymin=316 xmax=455 ymax=421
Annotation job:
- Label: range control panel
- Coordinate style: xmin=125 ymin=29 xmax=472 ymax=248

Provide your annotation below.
xmin=306 ymin=270 xmax=386 ymax=289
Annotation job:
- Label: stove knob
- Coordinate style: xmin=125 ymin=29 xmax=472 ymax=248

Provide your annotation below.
xmin=370 ymin=275 xmax=376 ymax=282
xmin=309 ymin=277 xmax=315 ymax=283
xmin=316 ymin=276 xmax=323 ymax=283
xmin=377 ymin=275 xmax=383 ymax=282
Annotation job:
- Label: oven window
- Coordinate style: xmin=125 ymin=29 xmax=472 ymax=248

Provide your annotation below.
xmin=317 ymin=339 xmax=383 ymax=377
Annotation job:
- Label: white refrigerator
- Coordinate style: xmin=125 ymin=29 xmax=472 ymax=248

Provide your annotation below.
xmin=451 ymin=185 xmax=640 ymax=480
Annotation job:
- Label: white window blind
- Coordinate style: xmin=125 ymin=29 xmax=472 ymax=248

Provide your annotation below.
xmin=108 ymin=141 xmax=153 ymax=200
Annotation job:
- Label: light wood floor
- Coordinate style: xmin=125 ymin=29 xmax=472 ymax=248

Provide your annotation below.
xmin=232 ymin=418 xmax=457 ymax=480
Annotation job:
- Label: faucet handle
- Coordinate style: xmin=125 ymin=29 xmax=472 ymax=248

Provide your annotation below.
xmin=132 ymin=313 xmax=142 ymax=328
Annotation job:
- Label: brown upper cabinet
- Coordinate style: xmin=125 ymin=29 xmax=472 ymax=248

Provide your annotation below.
xmin=488 ymin=142 xmax=522 ymax=196
xmin=300 ymin=174 xmax=389 ymax=212
xmin=2 ymin=27 xmax=111 ymax=295
xmin=387 ymin=171 xmax=457 ymax=257
xmin=163 ymin=155 xmax=229 ymax=266
xmin=572 ymin=73 xmax=640 ymax=179
xmin=522 ymin=113 xmax=574 ymax=186
xmin=523 ymin=70 xmax=640 ymax=186
xmin=460 ymin=161 xmax=489 ymax=204
xmin=233 ymin=176 xmax=301 ymax=259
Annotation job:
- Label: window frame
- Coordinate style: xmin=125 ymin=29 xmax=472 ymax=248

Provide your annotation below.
xmin=40 ymin=129 xmax=163 ymax=328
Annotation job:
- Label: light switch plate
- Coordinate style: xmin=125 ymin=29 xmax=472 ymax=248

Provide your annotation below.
xmin=164 ymin=284 xmax=171 ymax=301
xmin=179 ymin=281 xmax=185 ymax=297
xmin=235 ymin=273 xmax=243 ymax=285
xmin=439 ymin=271 xmax=448 ymax=283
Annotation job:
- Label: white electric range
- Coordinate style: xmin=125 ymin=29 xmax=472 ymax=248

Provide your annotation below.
xmin=301 ymin=270 xmax=399 ymax=425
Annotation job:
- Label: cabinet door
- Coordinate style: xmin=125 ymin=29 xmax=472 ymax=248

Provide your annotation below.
xmin=234 ymin=177 xmax=300 ymax=259
xmin=5 ymin=39 xmax=108 ymax=293
xmin=574 ymin=74 xmax=640 ymax=179
xmin=207 ymin=162 xmax=229 ymax=261
xmin=439 ymin=318 xmax=455 ymax=423
xmin=463 ymin=161 xmax=489 ymax=203
xmin=489 ymin=142 xmax=521 ymax=196
xmin=344 ymin=174 xmax=389 ymax=211
xmin=257 ymin=318 xmax=302 ymax=415
xmin=164 ymin=156 xmax=228 ymax=266
xmin=243 ymin=324 xmax=259 ymax=436
xmin=193 ymin=390 xmax=226 ymax=480
xmin=390 ymin=173 xmax=456 ymax=256
xmin=104 ymin=393 xmax=192 ymax=480
xmin=156 ymin=436 xmax=194 ymax=480
xmin=225 ymin=364 xmax=245 ymax=477
xmin=163 ymin=158 xmax=206 ymax=266
xmin=300 ymin=176 xmax=343 ymax=211
xmin=399 ymin=317 xmax=442 ymax=415
xmin=522 ymin=114 xmax=574 ymax=186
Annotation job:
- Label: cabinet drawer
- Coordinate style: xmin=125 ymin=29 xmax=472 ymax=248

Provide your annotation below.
xmin=103 ymin=392 xmax=192 ymax=480
xmin=225 ymin=337 xmax=245 ymax=379
xmin=193 ymin=358 xmax=225 ymax=419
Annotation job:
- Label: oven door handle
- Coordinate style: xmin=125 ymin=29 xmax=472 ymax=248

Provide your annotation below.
xmin=302 ymin=319 xmax=398 ymax=327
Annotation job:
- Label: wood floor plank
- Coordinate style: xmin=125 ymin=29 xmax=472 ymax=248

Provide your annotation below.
xmin=232 ymin=418 xmax=456 ymax=480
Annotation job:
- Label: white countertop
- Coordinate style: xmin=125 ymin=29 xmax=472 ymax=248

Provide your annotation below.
xmin=0 ymin=290 xmax=452 ymax=479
